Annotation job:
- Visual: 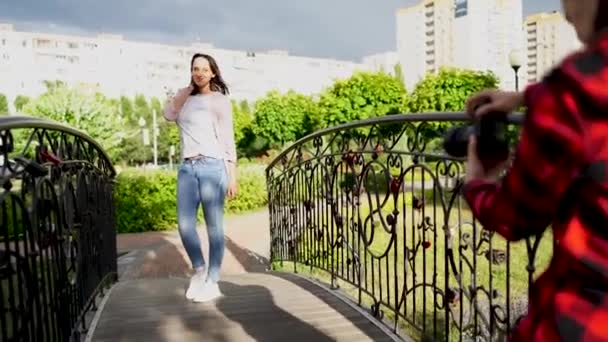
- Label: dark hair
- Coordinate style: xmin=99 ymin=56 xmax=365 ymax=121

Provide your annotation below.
xmin=189 ymin=53 xmax=230 ymax=95
xmin=595 ymin=1 xmax=608 ymax=32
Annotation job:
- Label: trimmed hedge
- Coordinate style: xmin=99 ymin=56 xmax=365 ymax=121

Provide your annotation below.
xmin=114 ymin=164 xmax=267 ymax=233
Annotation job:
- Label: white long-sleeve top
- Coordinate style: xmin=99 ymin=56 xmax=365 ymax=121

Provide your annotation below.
xmin=164 ymin=87 xmax=237 ymax=163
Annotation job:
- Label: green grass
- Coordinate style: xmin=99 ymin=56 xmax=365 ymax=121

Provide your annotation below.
xmin=271 ymin=187 xmax=553 ymax=341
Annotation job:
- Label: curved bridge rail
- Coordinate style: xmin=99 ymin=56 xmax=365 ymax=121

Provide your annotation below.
xmin=266 ymin=112 xmax=549 ymax=341
xmin=0 ymin=116 xmax=117 ymax=341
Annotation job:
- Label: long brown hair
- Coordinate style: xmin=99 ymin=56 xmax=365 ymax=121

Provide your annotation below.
xmin=595 ymin=1 xmax=608 ymax=32
xmin=189 ymin=53 xmax=230 ymax=95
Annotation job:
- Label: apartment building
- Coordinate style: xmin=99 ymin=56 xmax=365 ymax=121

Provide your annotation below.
xmin=524 ymin=11 xmax=581 ymax=84
xmin=0 ymin=23 xmax=369 ymax=109
xmin=362 ymin=51 xmax=399 ymax=75
xmin=396 ymin=0 xmax=524 ymax=90
xmin=396 ymin=0 xmax=454 ymax=90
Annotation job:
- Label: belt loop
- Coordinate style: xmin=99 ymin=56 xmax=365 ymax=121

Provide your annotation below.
xmin=184 ymin=155 xmax=204 ymax=163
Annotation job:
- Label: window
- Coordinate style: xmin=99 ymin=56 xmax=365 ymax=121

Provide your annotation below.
xmin=35 ymin=39 xmax=52 ymax=48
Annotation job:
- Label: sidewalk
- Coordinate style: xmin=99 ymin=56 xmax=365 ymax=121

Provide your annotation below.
xmin=116 ymin=209 xmax=271 ymax=280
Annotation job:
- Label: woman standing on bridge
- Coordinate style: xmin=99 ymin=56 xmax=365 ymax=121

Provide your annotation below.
xmin=163 ymin=53 xmax=238 ymax=303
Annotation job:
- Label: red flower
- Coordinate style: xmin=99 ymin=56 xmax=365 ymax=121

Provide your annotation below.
xmin=390 ymin=176 xmax=401 ymax=195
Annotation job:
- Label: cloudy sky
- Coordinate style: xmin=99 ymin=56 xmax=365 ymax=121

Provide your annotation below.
xmin=0 ymin=0 xmax=562 ymax=61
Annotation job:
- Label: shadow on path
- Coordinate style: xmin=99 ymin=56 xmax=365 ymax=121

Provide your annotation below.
xmin=224 ymin=236 xmax=269 ymax=273
xmin=215 ymin=281 xmax=335 ymax=341
xmin=220 ymin=237 xmax=394 ymax=341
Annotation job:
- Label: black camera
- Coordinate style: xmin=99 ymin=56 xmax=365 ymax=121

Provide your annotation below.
xmin=442 ymin=112 xmax=509 ymax=167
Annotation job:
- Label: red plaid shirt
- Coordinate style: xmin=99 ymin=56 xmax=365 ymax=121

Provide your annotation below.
xmin=463 ymin=32 xmax=608 ymax=342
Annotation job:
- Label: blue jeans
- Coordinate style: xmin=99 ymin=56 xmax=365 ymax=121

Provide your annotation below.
xmin=177 ymin=157 xmax=228 ymax=283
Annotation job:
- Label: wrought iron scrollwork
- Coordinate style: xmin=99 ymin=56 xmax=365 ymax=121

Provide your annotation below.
xmin=0 ymin=116 xmax=117 ymax=342
xmin=267 ymin=112 xmax=543 ymax=341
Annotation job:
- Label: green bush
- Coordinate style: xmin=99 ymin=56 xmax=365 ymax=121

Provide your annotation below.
xmin=226 ymin=164 xmax=267 ymax=213
xmin=114 ymin=164 xmax=268 ymax=233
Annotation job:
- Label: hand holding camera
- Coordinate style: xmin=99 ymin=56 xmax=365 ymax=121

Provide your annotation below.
xmin=443 ymin=89 xmax=524 ymax=182
xmin=465 ymin=90 xmax=524 ymax=118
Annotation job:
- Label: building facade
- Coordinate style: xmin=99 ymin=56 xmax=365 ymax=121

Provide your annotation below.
xmin=523 ymin=11 xmax=582 ymax=85
xmin=0 ymin=23 xmax=370 ymax=109
xmin=396 ymin=0 xmax=524 ymax=90
xmin=396 ymin=0 xmax=454 ymax=90
xmin=362 ymin=51 xmax=400 ymax=74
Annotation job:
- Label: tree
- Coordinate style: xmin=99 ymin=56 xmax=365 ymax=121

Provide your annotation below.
xmin=316 ymin=71 xmax=407 ymax=129
xmin=239 ymin=100 xmax=251 ymax=115
xmin=0 ymin=94 xmax=8 ymax=115
xmin=120 ymin=96 xmax=134 ymax=122
xmin=252 ymin=90 xmax=318 ymax=149
xmin=405 ymin=67 xmax=500 ymax=144
xmin=407 ymin=68 xmax=499 ymax=113
xmin=14 ymin=95 xmax=30 ymax=112
xmin=133 ymin=94 xmax=150 ymax=123
xmin=232 ymin=99 xmax=253 ymax=147
xmin=23 ymin=84 xmax=125 ymax=161
xmin=393 ymin=63 xmax=405 ymax=85
xmin=43 ymin=80 xmax=66 ymax=92
xmin=152 ymin=96 xmax=180 ymax=162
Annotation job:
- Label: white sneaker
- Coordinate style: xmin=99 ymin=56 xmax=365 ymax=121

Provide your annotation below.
xmin=192 ymin=282 xmax=222 ymax=303
xmin=185 ymin=269 xmax=206 ymax=300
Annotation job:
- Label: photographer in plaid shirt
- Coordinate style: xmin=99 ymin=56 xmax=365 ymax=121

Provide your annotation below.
xmin=463 ymin=1 xmax=608 ymax=341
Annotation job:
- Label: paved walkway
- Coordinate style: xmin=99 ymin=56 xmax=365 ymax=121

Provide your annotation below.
xmin=90 ymin=274 xmax=397 ymax=342
xmin=88 ymin=210 xmax=401 ymax=342
xmin=116 ymin=210 xmax=271 ymax=280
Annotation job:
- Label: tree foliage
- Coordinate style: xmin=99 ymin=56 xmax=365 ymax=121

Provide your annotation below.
xmin=404 ymin=68 xmax=500 ymax=141
xmin=133 ymin=94 xmax=150 ymax=121
xmin=120 ymin=96 xmax=134 ymax=121
xmin=7 ymin=66 xmax=512 ymax=164
xmin=393 ymin=63 xmax=405 ymax=85
xmin=253 ymin=90 xmax=318 ymax=148
xmin=317 ymin=71 xmax=406 ymax=128
xmin=23 ymin=84 xmax=124 ymax=161
xmin=407 ymin=68 xmax=499 ymax=113
xmin=232 ymin=99 xmax=253 ymax=146
xmin=14 ymin=95 xmax=31 ymax=112
xmin=0 ymin=94 xmax=8 ymax=115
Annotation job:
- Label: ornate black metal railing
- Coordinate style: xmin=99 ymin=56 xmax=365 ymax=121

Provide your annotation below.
xmin=0 ymin=116 xmax=117 ymax=341
xmin=266 ymin=112 xmax=552 ymax=341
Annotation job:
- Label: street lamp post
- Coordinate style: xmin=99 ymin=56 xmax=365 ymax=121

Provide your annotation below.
xmin=152 ymin=109 xmax=158 ymax=167
xmin=509 ymin=49 xmax=523 ymax=92
xmin=138 ymin=116 xmax=149 ymax=145
xmin=138 ymin=116 xmax=159 ymax=167
xmin=169 ymin=145 xmax=175 ymax=169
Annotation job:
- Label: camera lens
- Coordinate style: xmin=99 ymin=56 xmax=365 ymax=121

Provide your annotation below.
xmin=443 ymin=125 xmax=474 ymax=158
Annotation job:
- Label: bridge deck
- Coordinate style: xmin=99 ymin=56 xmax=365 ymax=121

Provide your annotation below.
xmin=88 ymin=272 xmax=398 ymax=342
